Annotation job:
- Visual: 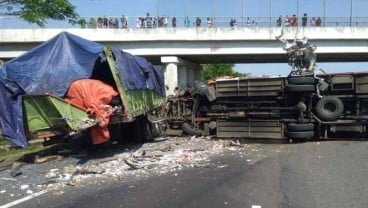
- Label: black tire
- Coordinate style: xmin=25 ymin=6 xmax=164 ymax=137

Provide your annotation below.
xmin=140 ymin=116 xmax=155 ymax=142
xmin=128 ymin=116 xmax=155 ymax=143
xmin=287 ymin=123 xmax=314 ymax=131
xmin=182 ymin=123 xmax=202 ymax=136
xmin=287 ymin=76 xmax=316 ymax=85
xmin=315 ymin=96 xmax=344 ymax=121
xmin=286 ymin=84 xmax=315 ymax=92
xmin=131 ymin=118 xmax=144 ymax=143
xmin=288 ymin=131 xmax=315 ymax=139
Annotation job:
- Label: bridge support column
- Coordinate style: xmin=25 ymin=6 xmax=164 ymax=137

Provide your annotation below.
xmin=161 ymin=56 xmax=201 ymax=96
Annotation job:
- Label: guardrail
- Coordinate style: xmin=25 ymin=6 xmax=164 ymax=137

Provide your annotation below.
xmin=0 ymin=16 xmax=367 ymax=29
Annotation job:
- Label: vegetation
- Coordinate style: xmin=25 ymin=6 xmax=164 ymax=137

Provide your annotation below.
xmin=0 ymin=138 xmax=9 ymax=146
xmin=201 ymin=64 xmax=248 ymax=81
xmin=0 ymin=142 xmax=45 ymax=159
xmin=0 ymin=0 xmax=83 ymax=27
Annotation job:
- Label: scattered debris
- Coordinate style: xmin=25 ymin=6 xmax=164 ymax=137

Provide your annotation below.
xmin=0 ymin=145 xmax=10 ymax=153
xmin=230 ymin=140 xmax=243 ymax=147
xmin=10 ymin=169 xmax=22 ymax=177
xmin=0 ymin=162 xmax=14 ymax=172
xmin=35 ymin=155 xmax=63 ymax=164
xmin=0 ymin=136 xmax=287 ymax=196
xmin=11 ymin=161 xmax=25 ymax=170
xmin=41 ymin=180 xmax=58 ymax=186
xmin=124 ymin=158 xmax=144 ymax=170
xmin=20 ymin=185 xmax=29 ymax=190
xmin=75 ymin=165 xmax=105 ymax=175
xmin=0 ymin=177 xmax=17 ymax=181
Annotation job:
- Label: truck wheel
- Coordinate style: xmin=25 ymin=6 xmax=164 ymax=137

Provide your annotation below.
xmin=287 ymin=123 xmax=314 ymax=131
xmin=315 ymin=96 xmax=344 ymax=121
xmin=129 ymin=116 xmax=155 ymax=143
xmin=182 ymin=123 xmax=202 ymax=136
xmin=287 ymin=131 xmax=314 ymax=139
xmin=286 ymin=84 xmax=315 ymax=92
xmin=287 ymin=76 xmax=316 ymax=85
xmin=140 ymin=116 xmax=155 ymax=142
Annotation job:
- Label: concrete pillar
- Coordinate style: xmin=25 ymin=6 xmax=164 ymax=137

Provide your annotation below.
xmin=164 ymin=63 xmax=178 ymax=96
xmin=161 ymin=56 xmax=201 ymax=96
xmin=178 ymin=65 xmax=188 ymax=89
xmin=194 ymin=65 xmax=202 ymax=81
xmin=187 ymin=67 xmax=195 ymax=87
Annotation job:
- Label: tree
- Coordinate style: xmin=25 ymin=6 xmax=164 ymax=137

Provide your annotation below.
xmin=201 ymin=64 xmax=248 ymax=81
xmin=0 ymin=0 xmax=82 ymax=27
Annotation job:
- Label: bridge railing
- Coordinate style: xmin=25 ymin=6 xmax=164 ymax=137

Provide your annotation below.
xmin=0 ymin=15 xmax=368 ymax=29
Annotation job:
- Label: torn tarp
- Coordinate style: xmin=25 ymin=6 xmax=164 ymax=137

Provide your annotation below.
xmin=112 ymin=49 xmax=165 ymax=96
xmin=0 ymin=79 xmax=27 ymax=147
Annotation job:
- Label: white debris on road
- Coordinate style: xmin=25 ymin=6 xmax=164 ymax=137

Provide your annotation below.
xmin=0 ymin=136 xmax=287 ymax=197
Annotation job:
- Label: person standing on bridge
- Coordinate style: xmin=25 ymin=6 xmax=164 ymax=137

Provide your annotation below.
xmin=185 ymin=16 xmax=191 ymax=27
xmin=172 ymin=17 xmax=176 ymax=27
xmin=284 ymin=15 xmax=290 ymax=27
xmin=163 ymin=16 xmax=168 ymax=27
xmin=207 ymin=17 xmax=213 ymax=27
xmin=246 ymin=17 xmax=251 ymax=27
xmin=302 ymin=13 xmax=308 ymax=27
xmin=195 ymin=17 xmax=201 ymax=27
xmin=230 ymin=18 xmax=237 ymax=29
xmin=316 ymin=17 xmax=321 ymax=26
xmin=121 ymin=15 xmax=128 ymax=28
xmin=136 ymin=17 xmax=142 ymax=28
xmin=146 ymin=12 xmax=152 ymax=28
xmin=310 ymin=17 xmax=316 ymax=26
xmin=276 ymin=15 xmax=282 ymax=27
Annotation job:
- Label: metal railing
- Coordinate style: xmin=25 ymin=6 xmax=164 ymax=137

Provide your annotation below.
xmin=0 ymin=16 xmax=368 ymax=29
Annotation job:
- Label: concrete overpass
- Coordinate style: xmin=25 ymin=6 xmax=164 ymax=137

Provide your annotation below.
xmin=0 ymin=27 xmax=368 ymax=64
xmin=0 ymin=27 xmax=367 ymax=95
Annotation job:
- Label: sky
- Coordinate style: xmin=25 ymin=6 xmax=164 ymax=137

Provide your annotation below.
xmin=69 ymin=0 xmax=368 ymax=76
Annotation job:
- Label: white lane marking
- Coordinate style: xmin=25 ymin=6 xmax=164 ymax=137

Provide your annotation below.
xmin=0 ymin=190 xmax=48 ymax=208
xmin=251 ymin=205 xmax=262 ymax=208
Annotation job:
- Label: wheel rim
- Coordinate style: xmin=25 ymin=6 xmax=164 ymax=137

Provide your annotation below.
xmin=323 ymin=102 xmax=336 ymax=114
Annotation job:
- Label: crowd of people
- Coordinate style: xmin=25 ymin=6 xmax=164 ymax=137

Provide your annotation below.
xmin=88 ymin=13 xmax=171 ymax=29
xmin=276 ymin=13 xmax=322 ymax=27
xmin=86 ymin=13 xmax=323 ymax=29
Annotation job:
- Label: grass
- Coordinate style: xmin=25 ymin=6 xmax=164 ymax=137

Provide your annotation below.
xmin=0 ymin=128 xmax=86 ymax=164
xmin=0 ymin=127 xmax=71 ymax=162
xmin=0 ymin=139 xmax=10 ymax=146
xmin=0 ymin=128 xmax=6 ymax=146
xmin=0 ymin=127 xmax=42 ymax=160
xmin=0 ymin=142 xmax=46 ymax=160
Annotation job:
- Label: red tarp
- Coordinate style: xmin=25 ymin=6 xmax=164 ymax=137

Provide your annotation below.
xmin=65 ymin=79 xmax=118 ymax=144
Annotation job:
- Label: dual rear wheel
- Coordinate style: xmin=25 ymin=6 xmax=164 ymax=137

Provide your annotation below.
xmin=287 ymin=123 xmax=315 ymax=141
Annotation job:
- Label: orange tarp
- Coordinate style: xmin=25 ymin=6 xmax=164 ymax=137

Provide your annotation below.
xmin=65 ymin=79 xmax=118 ymax=144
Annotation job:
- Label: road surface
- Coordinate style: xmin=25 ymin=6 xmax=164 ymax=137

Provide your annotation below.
xmin=2 ymin=139 xmax=365 ymax=208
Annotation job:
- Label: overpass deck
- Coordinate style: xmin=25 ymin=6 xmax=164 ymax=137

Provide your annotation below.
xmin=0 ymin=27 xmax=367 ymax=64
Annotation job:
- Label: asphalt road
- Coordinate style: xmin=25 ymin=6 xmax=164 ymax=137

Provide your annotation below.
xmin=7 ymin=140 xmax=368 ymax=208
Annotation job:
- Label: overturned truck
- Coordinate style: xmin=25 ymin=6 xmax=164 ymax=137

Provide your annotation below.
xmin=0 ymin=32 xmax=165 ymax=147
xmin=162 ymin=71 xmax=368 ymax=141
xmin=160 ymin=38 xmax=368 ymax=141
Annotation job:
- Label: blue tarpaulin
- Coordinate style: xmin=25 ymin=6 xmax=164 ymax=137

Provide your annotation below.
xmin=112 ymin=48 xmax=165 ymax=96
xmin=0 ymin=32 xmax=165 ymax=147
